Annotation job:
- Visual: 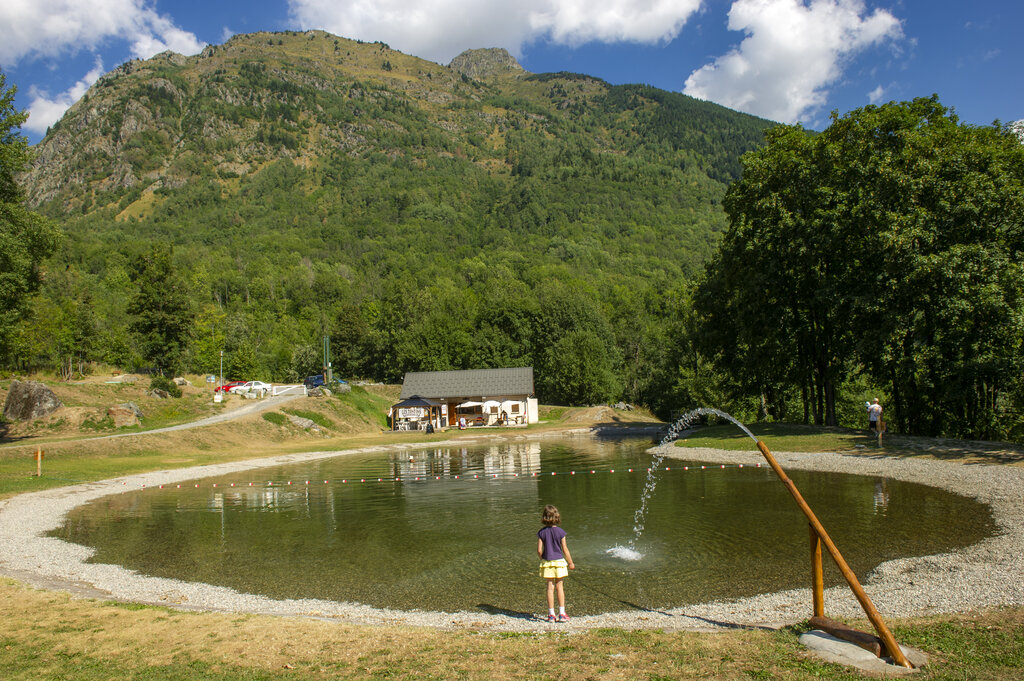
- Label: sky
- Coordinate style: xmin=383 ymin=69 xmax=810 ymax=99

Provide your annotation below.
xmin=2 ymin=0 xmax=1022 ymax=144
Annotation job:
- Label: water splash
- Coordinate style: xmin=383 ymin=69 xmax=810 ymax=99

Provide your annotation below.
xmin=619 ymin=408 xmax=757 ymax=557
xmin=605 ymin=545 xmax=643 ymax=561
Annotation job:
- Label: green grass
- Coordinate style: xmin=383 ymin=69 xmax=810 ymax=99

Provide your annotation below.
xmin=262 ymin=412 xmax=287 ymax=426
xmin=80 ymin=415 xmax=116 ymax=431
xmin=335 ymin=386 xmax=391 ymax=429
xmin=540 ymin=406 xmax=569 ymax=422
xmin=675 ymin=422 xmax=882 ymax=453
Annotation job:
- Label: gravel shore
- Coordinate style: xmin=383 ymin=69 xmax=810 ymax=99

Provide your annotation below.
xmin=2 ymin=440 xmax=1022 ymax=632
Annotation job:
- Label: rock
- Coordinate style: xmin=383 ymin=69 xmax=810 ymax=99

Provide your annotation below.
xmin=173 ymin=377 xmax=190 ymax=386
xmin=334 ymin=383 xmax=351 ymax=394
xmin=449 ymin=48 xmax=525 ymax=80
xmin=3 ymin=380 xmax=63 ymax=421
xmin=119 ymin=402 xmax=144 ymax=418
xmin=148 ymin=388 xmax=170 ymax=399
xmin=107 ymin=406 xmax=141 ymax=428
xmin=320 ymin=388 xmax=332 ymax=397
xmin=287 ymin=414 xmax=320 ymax=431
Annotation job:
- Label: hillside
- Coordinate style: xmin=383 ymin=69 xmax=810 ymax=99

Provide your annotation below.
xmin=15 ymin=30 xmax=773 ymax=412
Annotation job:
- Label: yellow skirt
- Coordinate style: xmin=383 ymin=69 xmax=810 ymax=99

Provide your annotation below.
xmin=539 ymin=559 xmax=568 ymax=579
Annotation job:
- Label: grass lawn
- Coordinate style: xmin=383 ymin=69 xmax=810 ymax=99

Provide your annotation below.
xmin=1 ymin=579 xmax=1021 ymax=679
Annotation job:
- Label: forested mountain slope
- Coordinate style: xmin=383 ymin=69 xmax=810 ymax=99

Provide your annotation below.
xmin=18 ymin=30 xmax=772 ymax=409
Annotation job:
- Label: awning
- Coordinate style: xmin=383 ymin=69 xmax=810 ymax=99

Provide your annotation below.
xmin=457 ymin=401 xmax=483 ymax=408
xmin=393 ymin=396 xmax=433 ymax=409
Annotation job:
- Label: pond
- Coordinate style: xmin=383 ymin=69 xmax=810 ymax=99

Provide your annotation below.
xmin=53 ymin=437 xmax=995 ymax=615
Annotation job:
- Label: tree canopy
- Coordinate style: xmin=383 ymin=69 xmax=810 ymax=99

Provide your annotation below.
xmin=696 ymin=96 xmax=1024 ymax=439
xmin=0 ymin=71 xmax=61 ymax=363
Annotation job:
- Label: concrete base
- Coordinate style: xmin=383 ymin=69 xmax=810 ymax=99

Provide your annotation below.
xmin=799 ymin=630 xmax=928 ymax=674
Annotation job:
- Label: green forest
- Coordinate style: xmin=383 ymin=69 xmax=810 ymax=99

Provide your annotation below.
xmin=3 ymin=31 xmax=1024 ymax=442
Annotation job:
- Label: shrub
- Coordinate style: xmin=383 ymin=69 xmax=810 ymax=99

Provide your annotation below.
xmin=262 ymin=412 xmax=287 ymax=426
xmin=149 ymin=375 xmax=182 ymax=398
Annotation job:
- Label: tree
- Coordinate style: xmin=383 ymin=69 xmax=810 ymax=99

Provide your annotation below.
xmin=0 ymin=71 xmax=61 ymax=362
xmin=697 ymin=96 xmax=1024 ymax=438
xmin=127 ymin=245 xmax=193 ymax=375
xmin=699 ymin=123 xmax=853 ymax=425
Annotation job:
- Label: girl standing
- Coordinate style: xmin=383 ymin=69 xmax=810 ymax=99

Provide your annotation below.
xmin=537 ymin=504 xmax=575 ymax=622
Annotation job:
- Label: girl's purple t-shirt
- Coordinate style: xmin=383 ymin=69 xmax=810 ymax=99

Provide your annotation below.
xmin=538 ymin=525 xmax=566 ymax=561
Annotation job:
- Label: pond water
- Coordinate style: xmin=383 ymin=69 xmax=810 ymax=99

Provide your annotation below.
xmin=53 ymin=437 xmax=995 ymax=615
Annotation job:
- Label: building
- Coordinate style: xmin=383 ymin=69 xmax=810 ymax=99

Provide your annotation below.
xmin=391 ymin=367 xmax=538 ymax=431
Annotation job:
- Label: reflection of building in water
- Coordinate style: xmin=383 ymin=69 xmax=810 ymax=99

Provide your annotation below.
xmin=205 ymin=487 xmax=312 ymax=512
xmin=389 ymin=443 xmax=541 ymax=480
xmin=873 ymin=479 xmax=890 ymax=514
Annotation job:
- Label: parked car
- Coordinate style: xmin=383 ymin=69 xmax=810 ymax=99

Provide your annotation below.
xmin=230 ymin=380 xmax=272 ymax=395
xmin=304 ymin=375 xmax=348 ymax=388
xmin=215 ymin=381 xmax=245 ymax=393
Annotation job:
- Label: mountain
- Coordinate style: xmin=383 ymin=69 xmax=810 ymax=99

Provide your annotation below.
xmin=17 ymin=29 xmax=773 ymax=407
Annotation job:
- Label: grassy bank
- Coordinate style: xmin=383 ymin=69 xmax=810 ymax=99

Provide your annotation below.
xmin=1 ymin=578 xmax=1021 ymax=680
xmin=676 ymin=422 xmax=1024 ymax=465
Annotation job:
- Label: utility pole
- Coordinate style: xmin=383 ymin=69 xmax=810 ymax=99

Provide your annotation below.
xmin=323 ymin=335 xmax=332 ymax=383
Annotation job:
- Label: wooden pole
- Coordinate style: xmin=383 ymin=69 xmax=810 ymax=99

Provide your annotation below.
xmin=810 ymin=524 xmax=824 ymax=618
xmin=756 ymin=440 xmax=912 ymax=669
xmin=35 ymin=447 xmax=43 ymax=477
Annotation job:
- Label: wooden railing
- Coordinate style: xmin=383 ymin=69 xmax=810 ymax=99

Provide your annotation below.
xmin=755 ymin=440 xmax=912 ymax=669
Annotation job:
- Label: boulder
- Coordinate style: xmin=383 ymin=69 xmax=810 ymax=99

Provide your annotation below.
xmin=3 ymin=380 xmax=63 ymax=421
xmin=173 ymin=377 xmax=191 ymax=386
xmin=119 ymin=402 xmax=144 ymax=418
xmin=148 ymin=388 xmax=170 ymax=399
xmin=107 ymin=406 xmax=141 ymax=428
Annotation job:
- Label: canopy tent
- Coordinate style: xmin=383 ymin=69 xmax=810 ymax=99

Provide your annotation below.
xmin=392 ymin=396 xmax=433 ymax=409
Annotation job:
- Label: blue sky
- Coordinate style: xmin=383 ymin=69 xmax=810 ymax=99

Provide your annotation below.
xmin=2 ymin=1 xmax=1022 ymax=144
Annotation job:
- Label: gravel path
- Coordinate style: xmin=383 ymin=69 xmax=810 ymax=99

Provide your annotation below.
xmin=2 ymin=440 xmax=1022 ymax=632
xmin=89 ymin=393 xmax=302 ymax=441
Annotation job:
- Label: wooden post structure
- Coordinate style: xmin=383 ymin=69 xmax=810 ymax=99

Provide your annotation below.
xmin=810 ymin=524 xmax=824 ymax=618
xmin=756 ymin=440 xmax=912 ymax=669
xmin=35 ymin=447 xmax=44 ymax=477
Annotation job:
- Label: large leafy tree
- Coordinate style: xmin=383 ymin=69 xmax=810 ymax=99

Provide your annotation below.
xmin=698 ymin=96 xmax=1024 ymax=438
xmin=0 ymin=72 xmax=61 ymax=363
xmin=832 ymin=98 xmax=1024 ymax=437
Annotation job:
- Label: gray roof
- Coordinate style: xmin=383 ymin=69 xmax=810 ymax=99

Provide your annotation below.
xmin=399 ymin=367 xmax=534 ymax=399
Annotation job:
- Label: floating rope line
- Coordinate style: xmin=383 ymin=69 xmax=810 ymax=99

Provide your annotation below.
xmin=127 ymin=462 xmax=765 ymax=490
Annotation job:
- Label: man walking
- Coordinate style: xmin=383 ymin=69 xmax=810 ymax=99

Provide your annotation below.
xmin=867 ymin=398 xmax=883 ymax=433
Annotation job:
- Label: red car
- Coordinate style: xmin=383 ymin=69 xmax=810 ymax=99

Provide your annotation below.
xmin=215 ymin=381 xmax=245 ymax=393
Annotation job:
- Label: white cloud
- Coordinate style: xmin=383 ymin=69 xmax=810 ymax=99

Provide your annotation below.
xmin=0 ymin=0 xmax=205 ymax=66
xmin=683 ymin=0 xmax=902 ymax=123
xmin=24 ymin=59 xmax=105 ymax=135
xmin=867 ymin=84 xmax=884 ymax=104
xmin=286 ymin=0 xmax=704 ymax=64
xmin=528 ymin=0 xmax=703 ymax=45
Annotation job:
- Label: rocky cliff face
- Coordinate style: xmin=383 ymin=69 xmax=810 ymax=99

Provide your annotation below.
xmin=448 ymin=48 xmax=525 ymax=80
xmin=20 ymin=30 xmax=473 ymax=211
